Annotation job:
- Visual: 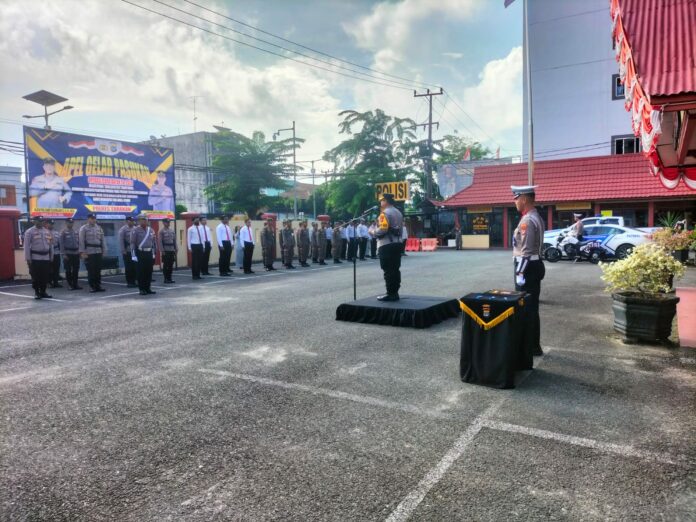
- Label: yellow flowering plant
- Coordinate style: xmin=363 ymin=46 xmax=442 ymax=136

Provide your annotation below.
xmin=600 ymin=242 xmax=684 ymax=295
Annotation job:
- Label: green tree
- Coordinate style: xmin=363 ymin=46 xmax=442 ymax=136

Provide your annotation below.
xmin=206 ymin=130 xmax=303 ymax=218
xmin=323 ymin=109 xmax=417 ymax=217
xmin=175 ymin=203 xmax=188 ymax=218
xmin=434 ymin=134 xmax=491 ymax=166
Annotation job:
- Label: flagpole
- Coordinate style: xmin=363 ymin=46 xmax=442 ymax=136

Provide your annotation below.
xmin=524 ymin=0 xmax=534 ymax=185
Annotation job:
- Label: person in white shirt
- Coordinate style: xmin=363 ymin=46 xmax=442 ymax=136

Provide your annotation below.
xmin=368 ymin=220 xmax=378 ymax=259
xmin=357 ymin=219 xmax=369 ymax=260
xmin=216 ymin=215 xmax=234 ymax=276
xmin=200 ymin=216 xmax=213 ymax=275
xmin=346 ymin=220 xmax=357 ymax=261
xmin=325 ymin=223 xmax=333 ymax=260
xmin=240 ymin=219 xmax=255 ymax=274
xmin=401 ymin=224 xmax=408 ymax=256
xmin=340 ymin=225 xmax=348 ymax=259
xmin=187 ymin=216 xmax=205 ymax=279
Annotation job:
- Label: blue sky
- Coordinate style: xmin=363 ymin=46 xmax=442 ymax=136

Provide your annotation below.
xmin=0 ymin=0 xmax=523 ymax=175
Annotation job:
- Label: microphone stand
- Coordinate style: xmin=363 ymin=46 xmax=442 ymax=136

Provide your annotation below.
xmin=350 ymin=206 xmax=379 ymax=301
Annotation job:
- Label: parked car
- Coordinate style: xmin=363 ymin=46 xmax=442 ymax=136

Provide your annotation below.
xmin=544 ymin=224 xmax=652 ymax=261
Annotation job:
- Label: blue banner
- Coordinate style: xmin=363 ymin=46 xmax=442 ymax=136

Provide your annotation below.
xmin=24 ymin=126 xmax=175 ymax=220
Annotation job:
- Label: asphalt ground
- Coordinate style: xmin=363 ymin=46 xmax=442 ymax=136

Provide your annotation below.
xmin=1 ymin=251 xmax=695 ymax=521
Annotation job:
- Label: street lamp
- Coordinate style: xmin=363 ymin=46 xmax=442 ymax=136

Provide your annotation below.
xmin=22 ymin=90 xmax=74 ymax=130
xmin=297 ymin=159 xmax=323 ymax=219
xmin=273 ymin=121 xmax=297 ymax=218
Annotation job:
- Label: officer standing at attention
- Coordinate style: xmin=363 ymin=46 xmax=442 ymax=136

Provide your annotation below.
xmin=310 ymin=222 xmax=319 ymax=264
xmin=331 ymin=222 xmax=343 ymax=264
xmin=358 ymin=219 xmax=369 ymax=260
xmin=24 ymin=216 xmax=53 ymax=299
xmin=130 ymin=214 xmax=157 ymax=295
xmin=511 ymin=185 xmax=546 ymax=356
xmin=317 ymin=221 xmax=328 ymax=265
xmin=374 ymin=193 xmax=403 ymax=301
xmin=261 ymin=218 xmax=277 ymax=271
xmin=200 ymin=216 xmax=213 ymax=275
xmin=158 ymin=218 xmax=177 ymax=284
xmin=119 ymin=216 xmax=137 ymax=287
xmin=216 ymin=215 xmax=233 ymax=276
xmin=346 ymin=220 xmax=356 ymax=261
xmin=368 ymin=220 xmax=378 ymax=259
xmin=46 ymin=219 xmax=63 ymax=288
xmin=60 ymin=218 xmax=82 ymax=290
xmin=240 ymin=218 xmax=256 ymax=274
xmin=325 ymin=221 xmax=333 ymax=260
xmin=282 ymin=220 xmax=296 ymax=269
xmin=187 ymin=216 xmax=205 ymax=279
xmin=79 ymin=213 xmax=107 ymax=292
xmin=297 ymin=221 xmax=310 ymax=267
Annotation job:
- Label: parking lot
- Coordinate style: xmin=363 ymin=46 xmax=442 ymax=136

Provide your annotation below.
xmin=2 ymin=251 xmax=695 ymax=521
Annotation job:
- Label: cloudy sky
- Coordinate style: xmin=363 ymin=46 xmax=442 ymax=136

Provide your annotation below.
xmin=0 ymin=0 xmax=522 ymax=176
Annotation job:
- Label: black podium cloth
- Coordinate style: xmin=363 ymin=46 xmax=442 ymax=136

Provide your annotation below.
xmin=336 ymin=295 xmax=460 ymax=329
xmin=460 ymin=290 xmax=530 ymax=389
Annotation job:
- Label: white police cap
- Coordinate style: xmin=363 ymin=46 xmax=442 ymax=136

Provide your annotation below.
xmin=511 ymin=185 xmax=538 ymax=199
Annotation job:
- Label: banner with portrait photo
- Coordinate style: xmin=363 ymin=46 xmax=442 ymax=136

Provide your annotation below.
xmin=24 ymin=126 xmax=175 ymax=220
xmin=436 ymin=163 xmax=474 ymax=200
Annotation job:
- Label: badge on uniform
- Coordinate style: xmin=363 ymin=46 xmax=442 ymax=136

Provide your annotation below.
xmin=482 ymin=304 xmax=491 ymax=319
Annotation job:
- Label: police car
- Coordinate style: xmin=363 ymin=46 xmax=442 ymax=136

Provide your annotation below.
xmin=543 ymin=219 xmax=652 ymax=260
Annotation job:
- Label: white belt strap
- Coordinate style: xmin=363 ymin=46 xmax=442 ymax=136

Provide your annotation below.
xmin=138 ymin=227 xmax=151 ymax=249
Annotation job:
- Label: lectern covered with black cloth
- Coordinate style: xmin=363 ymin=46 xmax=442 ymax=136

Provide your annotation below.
xmin=459 ymin=290 xmax=530 ymax=389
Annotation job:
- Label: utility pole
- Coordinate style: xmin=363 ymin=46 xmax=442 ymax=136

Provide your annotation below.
xmin=523 ymin=0 xmax=534 ymax=185
xmin=310 ymin=160 xmax=316 ymax=218
xmin=414 ymin=88 xmax=444 ymax=199
xmin=189 ymin=95 xmax=204 ymax=133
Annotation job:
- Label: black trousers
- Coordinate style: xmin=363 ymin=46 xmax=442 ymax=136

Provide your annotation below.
xmin=219 ymin=240 xmax=232 ymax=274
xmin=514 ymin=259 xmax=545 ymax=356
xmin=370 ymin=238 xmax=377 ymax=258
xmin=358 ymin=238 xmax=367 ymax=259
xmin=401 ymin=240 xmax=407 ymax=255
xmin=162 ymin=251 xmax=175 ymax=281
xmin=191 ymin=244 xmax=203 ymax=278
xmin=347 ymin=238 xmax=357 ymax=260
xmin=122 ymin=253 xmax=136 ymax=285
xmin=136 ymin=250 xmax=154 ymax=292
xmin=203 ymin=241 xmax=212 ymax=274
xmin=29 ymin=259 xmax=50 ymax=295
xmin=325 ymin=239 xmax=332 ymax=259
xmin=341 ymin=238 xmax=347 ymax=259
xmin=50 ymin=254 xmax=61 ymax=285
xmin=64 ymin=254 xmax=80 ymax=288
xmin=243 ymin=242 xmax=254 ymax=272
xmin=86 ymin=253 xmax=102 ymax=290
xmin=378 ymin=242 xmax=402 ymax=296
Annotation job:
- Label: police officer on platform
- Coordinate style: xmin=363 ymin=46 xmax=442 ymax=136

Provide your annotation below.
xmin=130 ymin=214 xmax=157 ymax=295
xmin=119 ymin=216 xmax=137 ymax=287
xmin=24 ymin=216 xmax=53 ymax=299
xmin=61 ymin=218 xmax=82 ymax=290
xmin=79 ymin=213 xmax=107 ymax=292
xmin=374 ymin=193 xmax=403 ymax=301
xmin=511 ymin=185 xmax=545 ymax=356
xmin=159 ymin=217 xmax=177 ymax=284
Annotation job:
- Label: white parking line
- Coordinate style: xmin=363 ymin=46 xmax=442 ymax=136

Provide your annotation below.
xmin=0 ymin=306 xmax=32 ymax=313
xmin=0 ymin=290 xmax=65 ymax=302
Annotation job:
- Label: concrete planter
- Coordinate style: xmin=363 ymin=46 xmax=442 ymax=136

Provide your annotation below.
xmin=611 ymin=292 xmax=680 ymax=342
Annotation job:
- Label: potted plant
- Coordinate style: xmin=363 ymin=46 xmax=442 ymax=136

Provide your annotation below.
xmin=600 ymin=243 xmax=684 ymax=343
xmin=650 ymin=227 xmax=692 ymax=263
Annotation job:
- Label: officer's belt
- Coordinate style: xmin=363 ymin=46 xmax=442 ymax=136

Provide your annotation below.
xmin=64 ymin=248 xmax=78 ymax=252
xmin=30 ymin=249 xmax=50 ymax=256
xmin=163 ymin=242 xmax=175 ymax=246
xmin=138 ymin=247 xmax=153 ymax=252
xmin=515 ymin=255 xmax=540 ymax=261
xmin=86 ymin=243 xmax=102 ymax=247
xmin=459 ymin=300 xmax=516 ymax=331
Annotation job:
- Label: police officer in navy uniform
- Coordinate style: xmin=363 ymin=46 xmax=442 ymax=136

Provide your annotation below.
xmin=130 ymin=214 xmax=157 ymax=295
xmin=511 ymin=185 xmax=545 ymax=356
xmin=374 ymin=193 xmax=404 ymax=301
xmin=60 ymin=218 xmax=82 ymax=290
xmin=24 ymin=216 xmax=53 ymax=299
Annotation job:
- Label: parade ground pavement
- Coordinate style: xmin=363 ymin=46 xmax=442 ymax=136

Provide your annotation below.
xmin=1 ymin=250 xmax=695 ymax=521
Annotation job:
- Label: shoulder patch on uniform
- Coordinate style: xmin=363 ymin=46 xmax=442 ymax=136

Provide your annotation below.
xmin=520 ymin=223 xmax=528 ymax=233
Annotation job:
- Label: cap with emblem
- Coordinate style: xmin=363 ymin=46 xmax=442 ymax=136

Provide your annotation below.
xmin=125 ymin=216 xmax=134 ymax=222
xmin=43 ymin=158 xmax=55 ymax=164
xmin=66 ymin=218 xmax=74 ymax=223
xmin=380 ymin=193 xmax=395 ymax=203
xmin=87 ymin=213 xmax=96 ymax=218
xmin=511 ymin=185 xmax=538 ymax=199
xmin=33 ymin=215 xmax=44 ymax=221
xmin=47 ymin=219 xmax=55 ymax=224
xmin=137 ymin=214 xmax=148 ymax=220
xmin=573 ymin=213 xmax=583 ymax=219
xmin=162 ymin=218 xmax=171 ymax=223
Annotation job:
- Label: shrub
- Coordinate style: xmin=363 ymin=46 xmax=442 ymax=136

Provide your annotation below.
xmin=651 ymin=227 xmax=692 ymax=251
xmin=600 ymin=242 xmax=684 ymax=295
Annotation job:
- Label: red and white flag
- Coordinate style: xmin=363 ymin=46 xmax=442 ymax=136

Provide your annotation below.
xmin=463 ymin=147 xmax=471 ymax=161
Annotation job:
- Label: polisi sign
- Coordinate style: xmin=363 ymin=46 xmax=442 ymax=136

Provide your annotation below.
xmin=375 ymin=181 xmax=409 ymax=202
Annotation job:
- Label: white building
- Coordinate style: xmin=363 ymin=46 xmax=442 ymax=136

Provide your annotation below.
xmin=523 ymin=0 xmax=639 ymax=160
xmin=0 ymin=166 xmax=27 ymax=214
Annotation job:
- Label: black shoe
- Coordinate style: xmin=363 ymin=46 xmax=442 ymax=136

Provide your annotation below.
xmin=164 ymin=280 xmax=174 ymax=284
xmin=319 ymin=261 xmax=327 ymax=265
xmin=139 ymin=291 xmax=148 ymax=295
xmin=334 ymin=260 xmax=342 ymax=264
xmin=312 ymin=259 xmax=318 ymax=264
xmin=127 ymin=283 xmax=137 ymax=288
xmin=146 ymin=290 xmax=156 ymax=294
xmin=34 ymin=293 xmax=42 ymax=300
xmin=371 ymin=256 xmax=377 ymax=259
xmin=301 ymin=263 xmax=310 ymax=267
xmin=377 ymin=294 xmax=399 ymax=302
xmin=40 ymin=292 xmax=53 ymax=299
xmin=89 ymin=288 xmax=98 ymax=293
xmin=96 ymin=287 xmax=106 ymax=292
xmin=193 ymin=276 xmax=202 ymax=280
xmin=73 ymin=285 xmax=83 ymax=290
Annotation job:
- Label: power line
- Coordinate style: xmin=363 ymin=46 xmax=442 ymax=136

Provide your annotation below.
xmin=442 ymin=91 xmax=500 ymax=147
xmin=120 ymin=0 xmax=415 ymax=91
xmin=180 ymin=0 xmax=439 ymax=90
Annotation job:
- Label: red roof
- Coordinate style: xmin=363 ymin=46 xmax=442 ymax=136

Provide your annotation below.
xmin=440 ymin=154 xmax=696 ymax=207
xmin=617 ymin=0 xmax=696 ymax=98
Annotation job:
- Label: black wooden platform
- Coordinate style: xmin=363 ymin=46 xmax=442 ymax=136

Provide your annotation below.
xmin=336 ymin=295 xmax=460 ymax=329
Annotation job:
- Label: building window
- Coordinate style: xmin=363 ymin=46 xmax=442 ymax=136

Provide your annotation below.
xmin=612 ymin=134 xmax=641 ymax=154
xmin=612 ymin=74 xmax=625 ymax=100
xmin=0 ymin=185 xmax=16 ymax=206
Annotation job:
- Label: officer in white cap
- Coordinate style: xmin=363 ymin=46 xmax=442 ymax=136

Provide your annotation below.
xmin=511 ymin=185 xmax=545 ymax=356
xmin=130 ymin=214 xmax=157 ymax=295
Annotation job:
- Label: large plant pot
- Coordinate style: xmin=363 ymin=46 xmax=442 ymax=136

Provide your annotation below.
xmin=611 ymin=292 xmax=680 ymax=342
xmin=671 ymin=249 xmax=688 ymax=263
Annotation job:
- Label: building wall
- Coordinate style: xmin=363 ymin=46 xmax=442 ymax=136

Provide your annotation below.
xmin=153 ymin=133 xmax=214 ymax=215
xmin=523 ymin=0 xmax=633 ymax=159
xmin=0 ymin=166 xmax=27 ymax=213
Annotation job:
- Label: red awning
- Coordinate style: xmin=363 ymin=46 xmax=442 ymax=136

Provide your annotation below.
xmin=611 ymin=0 xmax=696 ymax=189
xmin=439 ymin=154 xmax=696 ymax=208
